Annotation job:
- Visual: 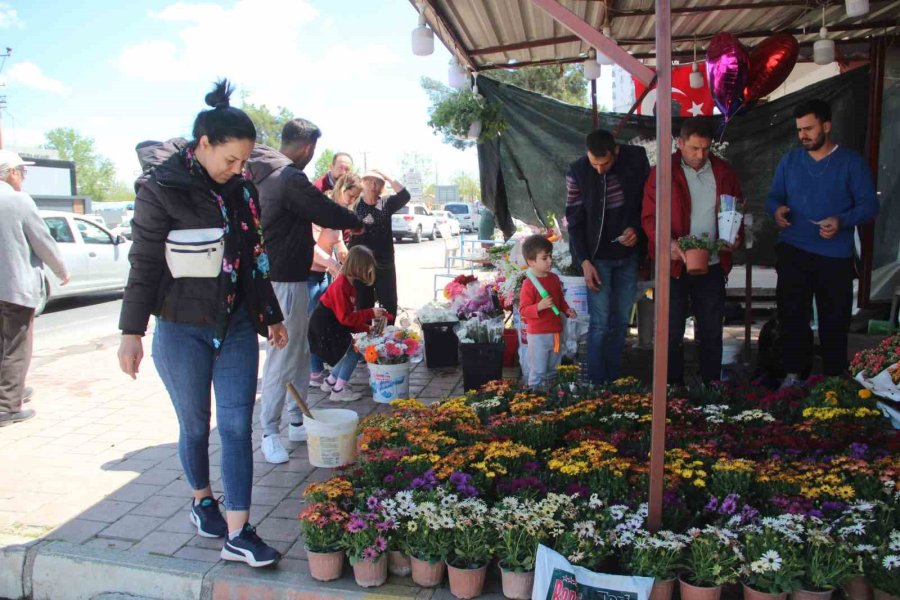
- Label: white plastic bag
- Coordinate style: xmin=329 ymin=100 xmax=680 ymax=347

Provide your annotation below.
xmin=532 ymin=544 xmax=653 ymax=600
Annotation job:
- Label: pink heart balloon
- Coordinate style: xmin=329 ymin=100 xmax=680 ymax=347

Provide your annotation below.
xmin=744 ymin=34 xmax=799 ymax=103
xmin=706 ymin=33 xmax=750 ymax=122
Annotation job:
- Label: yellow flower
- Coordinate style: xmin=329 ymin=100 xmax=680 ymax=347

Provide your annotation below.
xmin=858 ymin=389 xmax=872 ymax=400
xmin=693 ymin=479 xmax=706 ymax=488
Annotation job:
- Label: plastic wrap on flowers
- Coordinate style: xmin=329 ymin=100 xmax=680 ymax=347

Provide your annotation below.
xmin=455 ymin=316 xmax=505 ymax=344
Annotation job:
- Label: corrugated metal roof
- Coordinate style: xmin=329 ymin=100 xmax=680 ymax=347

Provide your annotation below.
xmin=414 ymin=0 xmax=900 ymax=69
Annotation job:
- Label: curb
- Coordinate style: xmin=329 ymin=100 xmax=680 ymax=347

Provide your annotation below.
xmin=0 ymin=540 xmax=457 ymax=600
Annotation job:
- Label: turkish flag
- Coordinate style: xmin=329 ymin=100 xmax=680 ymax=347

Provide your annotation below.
xmin=633 ymin=63 xmax=714 ymax=117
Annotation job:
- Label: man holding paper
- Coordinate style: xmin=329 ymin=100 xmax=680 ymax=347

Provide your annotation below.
xmin=642 ymin=118 xmax=743 ymax=385
xmin=766 ymin=99 xmax=878 ymax=386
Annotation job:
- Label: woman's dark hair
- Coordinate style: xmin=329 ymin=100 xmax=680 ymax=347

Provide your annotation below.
xmin=191 ymin=79 xmax=257 ymax=145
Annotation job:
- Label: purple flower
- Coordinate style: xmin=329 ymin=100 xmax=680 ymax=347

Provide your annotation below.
xmin=366 ymin=496 xmax=380 ymax=510
xmin=739 ymin=504 xmax=760 ymax=525
xmin=362 ymin=547 xmax=378 ymax=562
xmin=374 ymin=536 xmax=388 ymax=552
xmin=849 ymin=443 xmax=868 ymax=460
xmin=565 ymin=482 xmax=591 ymax=498
xmin=719 ymin=494 xmax=739 ymax=515
xmin=375 ymin=519 xmax=393 ymax=531
xmin=523 ymin=461 xmax=541 ymax=472
xmin=365 ymin=512 xmax=379 ymax=522
xmin=347 ymin=515 xmax=366 ymax=533
xmin=704 ymin=496 xmax=719 ymax=512
xmin=383 ymin=474 xmax=396 ymax=484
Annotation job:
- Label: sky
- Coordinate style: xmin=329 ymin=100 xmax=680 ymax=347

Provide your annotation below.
xmin=0 ymin=0 xmax=501 ymax=186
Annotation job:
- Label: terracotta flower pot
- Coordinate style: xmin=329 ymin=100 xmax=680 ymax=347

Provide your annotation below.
xmin=448 ymin=562 xmax=488 ymax=599
xmin=844 ymin=576 xmax=873 ymax=600
xmin=680 ymin=578 xmax=723 ymax=600
xmin=742 ymin=583 xmax=787 ymax=600
xmin=792 ymin=589 xmax=833 ymax=600
xmin=307 ymin=548 xmax=344 ymax=582
xmin=684 ymin=248 xmax=711 ymax=275
xmin=873 ymin=590 xmax=900 ymax=600
xmin=650 ymin=578 xmax=676 ymax=600
xmin=389 ymin=549 xmax=412 ymax=577
xmin=411 ymin=556 xmax=445 ymax=587
xmin=500 ymin=566 xmax=534 ymax=600
xmin=352 ymin=553 xmax=388 ymax=588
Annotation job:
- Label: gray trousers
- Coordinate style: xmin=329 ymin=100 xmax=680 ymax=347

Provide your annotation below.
xmin=526 ymin=332 xmax=562 ymax=389
xmin=0 ymin=301 xmax=34 ymax=413
xmin=259 ymin=282 xmax=307 ymax=436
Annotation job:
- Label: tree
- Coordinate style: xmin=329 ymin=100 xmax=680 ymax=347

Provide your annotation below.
xmin=106 ymin=180 xmax=135 ymax=202
xmin=399 ymin=151 xmax=434 ymax=184
xmin=44 ymin=128 xmax=118 ymax=201
xmin=240 ymin=94 xmax=294 ymax=148
xmin=452 ymin=171 xmax=480 ymax=202
xmin=487 ymin=65 xmax=589 ymax=107
xmin=313 ymin=149 xmax=335 ymax=180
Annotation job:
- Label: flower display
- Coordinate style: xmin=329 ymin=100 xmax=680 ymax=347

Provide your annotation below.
xmin=341 ymin=496 xmax=394 ymax=564
xmin=416 ymin=301 xmax=459 ymax=324
xmin=353 ymin=326 xmax=422 ymax=365
xmin=299 ymin=501 xmax=349 ymax=552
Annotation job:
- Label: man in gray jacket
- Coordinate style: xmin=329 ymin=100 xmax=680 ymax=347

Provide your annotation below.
xmin=0 ymin=150 xmax=69 ymax=426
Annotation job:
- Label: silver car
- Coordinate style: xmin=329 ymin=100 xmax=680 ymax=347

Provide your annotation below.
xmin=37 ymin=210 xmax=132 ymax=315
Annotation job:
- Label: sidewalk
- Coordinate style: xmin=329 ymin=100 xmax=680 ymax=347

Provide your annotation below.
xmin=0 ymin=320 xmax=506 ymax=600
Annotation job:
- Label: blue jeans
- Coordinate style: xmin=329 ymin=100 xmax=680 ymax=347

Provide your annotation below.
xmin=307 ymin=275 xmax=330 ymax=374
xmin=153 ymin=307 xmax=258 ymax=511
xmin=332 ymin=350 xmax=362 ymax=381
xmin=587 ymin=255 xmax=638 ymax=384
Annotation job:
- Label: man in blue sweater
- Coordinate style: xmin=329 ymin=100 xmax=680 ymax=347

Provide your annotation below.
xmin=766 ymin=99 xmax=878 ymax=385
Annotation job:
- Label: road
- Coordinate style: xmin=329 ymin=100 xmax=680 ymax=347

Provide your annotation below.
xmin=32 ymin=237 xmax=452 ymax=358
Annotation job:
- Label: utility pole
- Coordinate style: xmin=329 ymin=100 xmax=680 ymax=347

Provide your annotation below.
xmin=0 ymin=48 xmax=11 ymax=150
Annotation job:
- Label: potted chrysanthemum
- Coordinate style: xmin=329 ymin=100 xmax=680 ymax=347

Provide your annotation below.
xmin=680 ymin=526 xmax=743 ymax=600
xmin=342 ymin=497 xmax=393 ymax=588
xmin=741 ymin=520 xmax=804 ymax=600
xmin=626 ymin=530 xmax=689 ymax=600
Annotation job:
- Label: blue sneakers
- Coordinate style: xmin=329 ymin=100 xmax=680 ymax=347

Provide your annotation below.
xmin=220 ymin=524 xmax=282 ymax=567
xmin=189 ymin=496 xmax=227 ymax=538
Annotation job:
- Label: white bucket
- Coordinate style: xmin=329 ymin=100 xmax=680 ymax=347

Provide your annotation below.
xmin=559 ymin=275 xmax=589 ymax=316
xmin=305 ymin=409 xmax=359 ymax=469
xmin=367 ymin=362 xmax=411 ymax=404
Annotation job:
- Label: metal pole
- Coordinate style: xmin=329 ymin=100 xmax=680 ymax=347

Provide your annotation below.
xmin=648 ymin=0 xmax=672 ymax=533
xmin=591 ymin=79 xmax=598 ymax=130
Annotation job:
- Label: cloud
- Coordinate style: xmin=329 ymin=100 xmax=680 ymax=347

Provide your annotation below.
xmin=0 ymin=3 xmax=22 ymax=28
xmin=7 ymin=62 xmax=68 ymax=93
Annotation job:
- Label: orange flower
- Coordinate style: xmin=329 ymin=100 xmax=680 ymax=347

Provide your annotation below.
xmin=364 ymin=345 xmax=379 ymax=363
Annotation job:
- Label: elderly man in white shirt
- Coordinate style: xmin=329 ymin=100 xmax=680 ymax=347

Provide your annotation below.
xmin=0 ymin=150 xmax=69 ymax=426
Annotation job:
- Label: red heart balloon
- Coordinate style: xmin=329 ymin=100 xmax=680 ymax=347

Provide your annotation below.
xmin=744 ymin=34 xmax=799 ymax=103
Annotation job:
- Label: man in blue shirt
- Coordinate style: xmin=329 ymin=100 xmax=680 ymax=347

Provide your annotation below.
xmin=766 ymin=98 xmax=878 ymax=385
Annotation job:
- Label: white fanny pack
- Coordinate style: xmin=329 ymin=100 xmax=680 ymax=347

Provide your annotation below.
xmin=165 ymin=228 xmax=224 ymax=279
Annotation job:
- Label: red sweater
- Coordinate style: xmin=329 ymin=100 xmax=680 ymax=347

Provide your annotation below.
xmin=313 ymin=172 xmax=334 ymax=193
xmin=320 ymin=275 xmax=376 ymax=332
xmin=519 ymin=272 xmax=570 ymax=334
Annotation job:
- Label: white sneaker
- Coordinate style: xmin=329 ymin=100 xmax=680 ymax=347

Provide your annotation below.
xmin=320 ymin=379 xmax=335 ymax=393
xmin=288 ymin=423 xmax=308 ymax=442
xmin=329 ymin=387 xmax=362 ymax=402
xmin=309 ymin=374 xmax=326 ymax=389
xmin=261 ymin=435 xmax=289 ymax=464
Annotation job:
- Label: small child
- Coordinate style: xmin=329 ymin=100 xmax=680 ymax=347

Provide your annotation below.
xmin=519 ymin=235 xmax=577 ymax=389
xmin=308 ymin=246 xmax=391 ymax=402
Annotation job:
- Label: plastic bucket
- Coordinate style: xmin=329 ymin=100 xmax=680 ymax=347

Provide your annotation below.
xmin=502 ymin=328 xmax=519 ymax=367
xmin=367 ymin=362 xmax=411 ymax=403
xmin=460 ymin=342 xmax=504 ymax=391
xmin=559 ymin=275 xmax=589 ymax=316
xmin=305 ymin=409 xmax=359 ymax=468
xmin=422 ymin=322 xmax=459 ymax=368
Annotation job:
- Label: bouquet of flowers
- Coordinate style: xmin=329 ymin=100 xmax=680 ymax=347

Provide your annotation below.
xmin=353 ymin=326 xmax=422 ymax=365
xmin=342 ymin=496 xmax=393 ymax=564
xmin=742 ymin=517 xmax=805 ymax=594
xmin=443 ymin=274 xmax=479 ymax=302
xmin=450 ymin=279 xmax=503 ymax=321
xmin=683 ymin=526 xmax=744 ymax=587
xmin=455 ymin=314 xmax=504 ymax=344
xmin=299 ymin=501 xmax=349 ymax=552
xmin=625 ymin=530 xmax=689 ymax=580
xmin=416 ymin=301 xmax=458 ymax=324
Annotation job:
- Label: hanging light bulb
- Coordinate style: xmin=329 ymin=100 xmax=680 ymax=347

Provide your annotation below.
xmin=596 ymin=25 xmax=615 ymax=66
xmin=584 ymin=50 xmax=602 ymax=80
xmin=448 ymin=59 xmax=467 ymax=89
xmin=845 ymin=0 xmax=869 ymax=17
xmin=689 ymin=40 xmax=704 ymax=88
xmin=411 ymin=5 xmax=434 ymax=56
xmin=813 ymin=7 xmax=835 ymax=65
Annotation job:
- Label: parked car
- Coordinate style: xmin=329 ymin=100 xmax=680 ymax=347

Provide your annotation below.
xmin=37 ymin=210 xmax=132 ymax=315
xmin=432 ymin=210 xmax=461 ymax=237
xmin=392 ymin=203 xmax=437 ymax=243
xmin=443 ymin=202 xmax=479 ymax=232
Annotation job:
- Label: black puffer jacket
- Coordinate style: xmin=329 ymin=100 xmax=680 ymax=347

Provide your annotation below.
xmin=247 ymin=145 xmax=363 ymax=282
xmin=118 ymin=139 xmax=283 ymax=337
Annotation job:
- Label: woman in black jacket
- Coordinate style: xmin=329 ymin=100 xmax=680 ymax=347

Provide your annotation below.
xmin=117 ymin=80 xmax=287 ymax=568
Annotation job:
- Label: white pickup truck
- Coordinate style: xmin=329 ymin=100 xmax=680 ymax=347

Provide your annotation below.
xmin=391 ymin=203 xmax=438 ymax=243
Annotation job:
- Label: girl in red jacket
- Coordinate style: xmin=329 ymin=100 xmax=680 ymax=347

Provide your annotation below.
xmin=308 ymin=246 xmax=390 ymax=402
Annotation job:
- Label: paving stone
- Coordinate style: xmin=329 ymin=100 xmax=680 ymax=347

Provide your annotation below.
xmin=172 ymin=545 xmax=223 ymax=563
xmin=254 ymin=517 xmax=301 ymax=543
xmin=45 ymin=519 xmax=108 ymax=544
xmin=156 ymin=478 xmax=192 ymax=497
xmin=157 ymin=511 xmax=196 ymax=535
xmin=251 ymin=485 xmax=292 ymax=507
xmin=131 ymin=468 xmax=183 ymax=486
xmin=255 ymin=470 xmax=305 ymax=489
xmin=78 ymin=500 xmax=139 ymax=523
xmin=99 ymin=515 xmax=165 ymax=541
xmin=268 ymin=496 xmax=303 ymax=520
xmin=131 ymin=494 xmax=190 ymax=518
xmin=83 ymin=537 xmax=136 ymax=552
xmin=130 ymin=531 xmax=192 ymax=556
xmin=107 ymin=483 xmax=164 ymax=504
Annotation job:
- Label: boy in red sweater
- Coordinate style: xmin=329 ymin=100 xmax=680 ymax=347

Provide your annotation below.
xmin=519 ymin=235 xmax=577 ymax=388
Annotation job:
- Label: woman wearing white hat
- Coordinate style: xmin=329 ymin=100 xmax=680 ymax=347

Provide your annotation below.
xmin=347 ymin=169 xmax=408 ymax=321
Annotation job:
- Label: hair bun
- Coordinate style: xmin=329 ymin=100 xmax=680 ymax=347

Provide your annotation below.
xmin=204 ymin=78 xmax=234 ymax=110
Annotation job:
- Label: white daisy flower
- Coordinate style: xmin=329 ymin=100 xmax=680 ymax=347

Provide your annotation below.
xmin=882 ymin=555 xmax=900 ymax=570
xmin=760 ymin=550 xmax=782 ymax=572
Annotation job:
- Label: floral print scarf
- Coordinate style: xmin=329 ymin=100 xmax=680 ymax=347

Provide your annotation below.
xmin=183 ymin=145 xmax=276 ymax=351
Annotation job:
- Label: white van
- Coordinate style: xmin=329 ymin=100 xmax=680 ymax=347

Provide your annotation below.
xmin=443 ymin=202 xmax=478 ymax=233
